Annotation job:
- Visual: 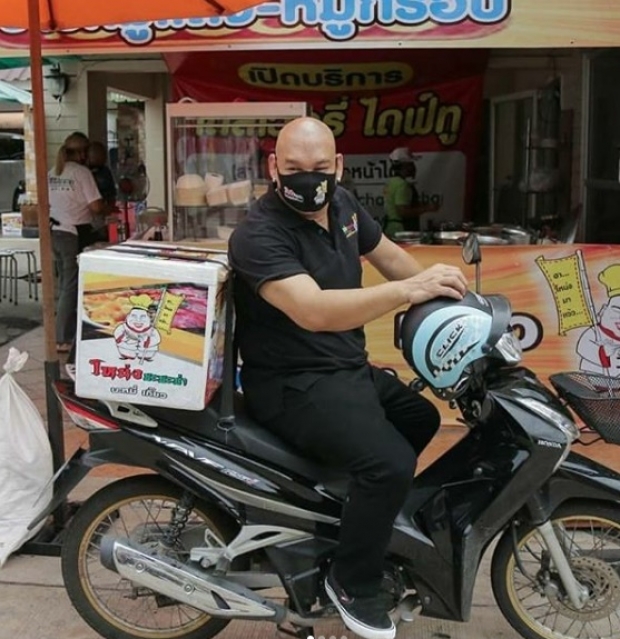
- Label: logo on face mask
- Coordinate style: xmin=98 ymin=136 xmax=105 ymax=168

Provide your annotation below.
xmin=282 ymin=185 xmax=304 ymax=204
xmin=314 ymin=180 xmax=329 ymax=206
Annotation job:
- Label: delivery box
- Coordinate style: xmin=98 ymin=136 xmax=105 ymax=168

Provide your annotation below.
xmin=75 ymin=241 xmax=229 ymax=411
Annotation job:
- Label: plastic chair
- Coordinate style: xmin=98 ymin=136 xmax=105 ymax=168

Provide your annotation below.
xmin=0 ymin=248 xmax=40 ymax=305
xmin=0 ymin=250 xmax=18 ymax=305
xmin=9 ymin=248 xmax=39 ymax=300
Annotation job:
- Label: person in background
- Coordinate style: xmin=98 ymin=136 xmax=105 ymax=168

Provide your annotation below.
xmin=88 ymin=141 xmax=117 ymax=242
xmin=383 ymin=147 xmax=438 ymax=237
xmin=88 ymin=141 xmax=117 ymax=207
xmin=65 ymin=140 xmax=119 ymax=378
xmin=229 ymin=117 xmax=467 ymax=639
xmin=12 ymin=179 xmax=26 ymax=212
xmin=50 ymin=132 xmax=103 ymax=354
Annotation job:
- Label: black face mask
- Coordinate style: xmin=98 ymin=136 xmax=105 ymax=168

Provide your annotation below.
xmin=277 ymin=171 xmax=337 ymax=214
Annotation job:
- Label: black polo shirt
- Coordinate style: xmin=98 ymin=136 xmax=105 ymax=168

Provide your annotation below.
xmin=229 ymin=185 xmax=382 ymax=418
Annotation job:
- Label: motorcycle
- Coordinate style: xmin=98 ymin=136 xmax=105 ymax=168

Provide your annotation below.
xmin=35 ymin=233 xmax=620 ymax=639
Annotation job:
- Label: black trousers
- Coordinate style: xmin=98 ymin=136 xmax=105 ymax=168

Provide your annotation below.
xmin=249 ymin=364 xmax=440 ymax=597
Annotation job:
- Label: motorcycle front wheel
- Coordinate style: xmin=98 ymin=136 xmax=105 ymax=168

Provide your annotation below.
xmin=61 ymin=474 xmax=237 ymax=639
xmin=492 ymin=502 xmax=620 ymax=639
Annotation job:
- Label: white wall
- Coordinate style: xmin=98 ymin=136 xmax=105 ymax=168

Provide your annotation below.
xmin=11 ymin=59 xmax=82 ymax=201
xmin=16 ymin=58 xmax=169 ymax=209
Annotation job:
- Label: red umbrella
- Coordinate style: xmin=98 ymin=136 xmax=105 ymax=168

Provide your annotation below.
xmin=0 ymin=0 xmax=263 ymax=478
xmin=4 ymin=0 xmax=259 ymax=30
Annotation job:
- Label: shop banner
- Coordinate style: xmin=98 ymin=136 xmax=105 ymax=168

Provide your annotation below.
xmin=0 ymin=0 xmax=619 ymax=53
xmin=170 ymin=50 xmax=485 ymax=221
xmin=363 ymin=244 xmax=620 ymax=425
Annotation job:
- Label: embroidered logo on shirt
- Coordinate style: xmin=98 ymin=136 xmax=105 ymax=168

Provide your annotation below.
xmin=341 ymin=213 xmax=358 ymax=239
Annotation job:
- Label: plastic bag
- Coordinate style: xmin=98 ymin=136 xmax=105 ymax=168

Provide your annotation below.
xmin=0 ymin=348 xmax=53 ymax=567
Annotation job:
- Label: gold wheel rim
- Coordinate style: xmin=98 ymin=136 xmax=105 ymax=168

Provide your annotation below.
xmin=505 ymin=515 xmax=620 ymax=639
xmin=76 ymin=491 xmax=219 ymax=639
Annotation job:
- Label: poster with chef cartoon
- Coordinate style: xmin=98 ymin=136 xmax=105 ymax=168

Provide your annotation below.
xmin=537 ymin=251 xmax=620 ymax=377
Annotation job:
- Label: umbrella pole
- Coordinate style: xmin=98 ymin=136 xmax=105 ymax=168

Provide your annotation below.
xmin=28 ymin=0 xmax=67 ymax=539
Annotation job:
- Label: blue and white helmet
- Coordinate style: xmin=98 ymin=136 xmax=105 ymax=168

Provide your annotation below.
xmin=399 ymin=291 xmax=512 ymax=396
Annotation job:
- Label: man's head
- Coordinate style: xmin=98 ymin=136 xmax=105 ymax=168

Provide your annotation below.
xmin=389 ymin=147 xmax=417 ymax=179
xmin=88 ymin=141 xmax=108 ymax=168
xmin=269 ymin=117 xmax=343 ymax=217
xmin=64 ymin=131 xmax=90 ymax=165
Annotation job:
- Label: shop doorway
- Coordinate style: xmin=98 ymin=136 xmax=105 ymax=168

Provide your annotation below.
xmin=584 ymin=50 xmax=620 ymax=244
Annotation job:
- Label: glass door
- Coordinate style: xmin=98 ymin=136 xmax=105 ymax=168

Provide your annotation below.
xmin=489 ymin=91 xmax=538 ymax=226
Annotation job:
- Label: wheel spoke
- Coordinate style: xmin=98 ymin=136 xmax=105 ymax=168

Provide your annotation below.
xmin=503 ymin=512 xmax=620 ymax=639
xmin=71 ymin=483 xmax=222 ymax=637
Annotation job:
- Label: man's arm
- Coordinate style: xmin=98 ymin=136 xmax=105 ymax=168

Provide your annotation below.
xmin=231 ymin=207 xmax=466 ymax=334
xmin=365 ymin=235 xmax=424 ymax=281
xmin=260 ymin=264 xmax=466 ymax=333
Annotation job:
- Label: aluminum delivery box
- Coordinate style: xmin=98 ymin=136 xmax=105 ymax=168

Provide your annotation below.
xmin=75 ymin=241 xmax=228 ymax=410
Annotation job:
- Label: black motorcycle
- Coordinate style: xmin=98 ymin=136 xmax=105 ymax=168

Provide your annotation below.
xmin=37 ymin=233 xmax=620 ymax=639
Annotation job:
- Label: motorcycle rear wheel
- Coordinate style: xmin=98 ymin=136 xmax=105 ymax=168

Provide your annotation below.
xmin=492 ymin=502 xmax=620 ymax=639
xmin=61 ymin=474 xmax=237 ymax=639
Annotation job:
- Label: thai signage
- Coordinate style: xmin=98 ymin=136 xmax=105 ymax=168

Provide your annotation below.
xmin=170 ymin=49 xmax=486 ymax=221
xmin=0 ymin=0 xmax=619 ymax=52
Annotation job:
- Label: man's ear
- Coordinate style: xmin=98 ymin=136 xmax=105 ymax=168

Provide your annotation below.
xmin=336 ymin=153 xmax=344 ymax=182
xmin=268 ymin=153 xmax=278 ymax=182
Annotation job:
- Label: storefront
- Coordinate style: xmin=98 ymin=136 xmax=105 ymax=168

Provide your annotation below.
xmin=0 ymin=0 xmax=619 ymax=423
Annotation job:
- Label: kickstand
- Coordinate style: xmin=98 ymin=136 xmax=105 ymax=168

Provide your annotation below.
xmin=277 ymin=624 xmax=315 ymax=639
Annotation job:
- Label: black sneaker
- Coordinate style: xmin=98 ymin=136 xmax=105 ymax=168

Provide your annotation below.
xmin=325 ymin=565 xmax=396 ymax=639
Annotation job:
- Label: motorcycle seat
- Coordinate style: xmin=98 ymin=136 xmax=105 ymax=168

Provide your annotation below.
xmin=142 ymin=393 xmax=350 ymax=494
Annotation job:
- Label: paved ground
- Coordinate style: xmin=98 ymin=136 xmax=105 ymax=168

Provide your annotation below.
xmin=2 ymin=290 xmax=620 ymax=639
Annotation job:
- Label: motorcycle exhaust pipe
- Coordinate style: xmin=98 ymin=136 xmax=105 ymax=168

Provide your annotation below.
xmin=100 ymin=536 xmax=287 ymax=622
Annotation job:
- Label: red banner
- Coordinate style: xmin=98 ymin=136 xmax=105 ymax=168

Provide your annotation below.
xmin=169 ymin=50 xmax=486 ymax=222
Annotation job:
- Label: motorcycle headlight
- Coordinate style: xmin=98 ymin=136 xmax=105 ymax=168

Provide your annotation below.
xmin=494 ymin=330 xmax=523 ymax=365
xmin=518 ymin=397 xmax=580 ymax=443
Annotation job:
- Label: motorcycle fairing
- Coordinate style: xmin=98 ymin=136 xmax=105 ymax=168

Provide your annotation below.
xmin=541 ymin=452 xmax=620 ymax=518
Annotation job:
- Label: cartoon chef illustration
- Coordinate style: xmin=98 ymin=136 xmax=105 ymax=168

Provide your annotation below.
xmin=114 ymin=294 xmax=161 ymax=361
xmin=576 ymin=264 xmax=620 ymax=375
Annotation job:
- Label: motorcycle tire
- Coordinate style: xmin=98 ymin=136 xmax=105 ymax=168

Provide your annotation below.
xmin=491 ymin=501 xmax=620 ymax=639
xmin=61 ymin=474 xmax=238 ymax=639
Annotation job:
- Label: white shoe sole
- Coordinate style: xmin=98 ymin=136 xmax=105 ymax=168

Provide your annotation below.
xmin=325 ymin=578 xmax=396 ymax=639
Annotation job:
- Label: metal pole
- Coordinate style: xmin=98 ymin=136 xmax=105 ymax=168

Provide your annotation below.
xmin=27 ymin=0 xmax=66 ymax=522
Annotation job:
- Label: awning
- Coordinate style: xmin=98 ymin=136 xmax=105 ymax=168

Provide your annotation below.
xmin=0 ymin=56 xmax=60 ymax=103
xmin=0 ymin=56 xmax=33 ymax=69
xmin=0 ymin=78 xmax=31 ymax=104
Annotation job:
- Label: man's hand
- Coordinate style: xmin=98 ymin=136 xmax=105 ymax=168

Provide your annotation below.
xmin=399 ymin=263 xmax=468 ymax=305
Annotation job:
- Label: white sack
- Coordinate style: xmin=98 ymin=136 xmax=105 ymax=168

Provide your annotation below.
xmin=0 ymin=348 xmax=53 ymax=567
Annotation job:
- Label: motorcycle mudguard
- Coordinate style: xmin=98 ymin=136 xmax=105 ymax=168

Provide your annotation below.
xmin=541 ymin=450 xmax=620 ymax=518
xmin=28 ymin=440 xmax=140 ymax=531
xmin=28 ymin=448 xmax=91 ymax=530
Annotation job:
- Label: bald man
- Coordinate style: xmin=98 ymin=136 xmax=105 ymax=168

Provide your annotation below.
xmin=229 ymin=117 xmax=467 ymax=639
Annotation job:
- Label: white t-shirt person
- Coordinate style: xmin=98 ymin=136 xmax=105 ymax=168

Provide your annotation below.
xmin=49 ymin=161 xmax=102 ymax=235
